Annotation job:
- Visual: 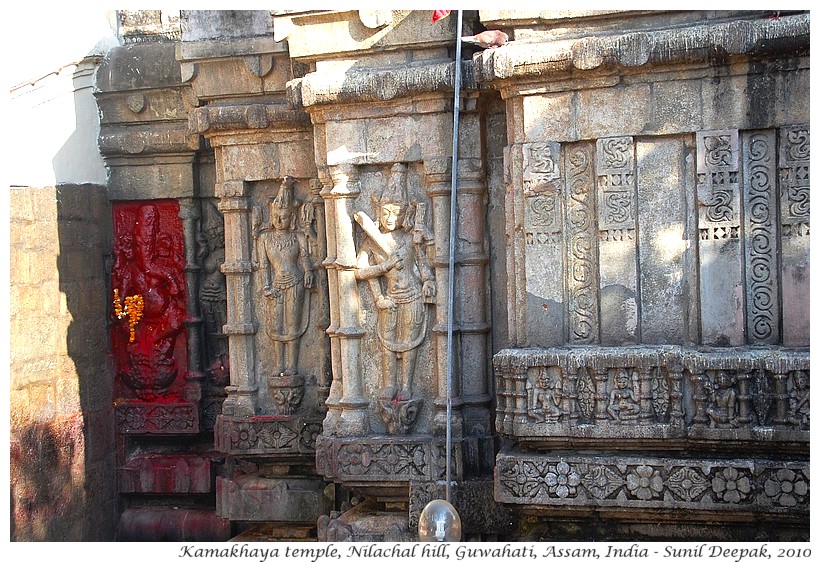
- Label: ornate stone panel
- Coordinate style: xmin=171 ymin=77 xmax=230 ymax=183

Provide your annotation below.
xmin=697 ymin=129 xmax=744 ymax=346
xmin=315 ymin=435 xmax=459 ymax=495
xmin=564 ymin=142 xmax=599 ymax=344
xmin=778 ymin=124 xmax=810 ymax=347
xmin=494 ymin=346 xmax=809 ymax=444
xmin=597 ymin=137 xmax=638 ymax=344
xmin=496 ymin=452 xmax=809 ymax=514
xmin=742 ymin=130 xmax=780 ymax=344
xmin=215 ymin=415 xmax=322 ymax=457
xmin=115 ymin=402 xmax=199 ymax=434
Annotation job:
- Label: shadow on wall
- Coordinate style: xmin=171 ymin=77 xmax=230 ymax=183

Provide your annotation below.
xmin=9 ymin=55 xmax=118 ymax=539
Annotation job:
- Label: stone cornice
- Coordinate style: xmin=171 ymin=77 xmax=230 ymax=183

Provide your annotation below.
xmin=287 ymin=60 xmax=479 ymax=110
xmin=473 ymin=13 xmax=810 ymax=85
xmin=189 ymin=103 xmax=312 ymax=135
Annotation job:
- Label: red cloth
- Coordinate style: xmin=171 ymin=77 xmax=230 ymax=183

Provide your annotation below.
xmin=432 ymin=10 xmax=451 ymax=23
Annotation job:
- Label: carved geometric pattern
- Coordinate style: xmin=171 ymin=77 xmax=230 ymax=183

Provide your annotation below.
xmin=697 ymin=130 xmax=740 ymax=226
xmin=742 ymin=130 xmax=780 ymax=344
xmin=496 ymin=453 xmax=809 ymax=514
xmin=115 ymin=402 xmax=199 ymax=434
xmin=522 ymin=142 xmax=561 ymax=194
xmin=214 ymin=415 xmax=322 ymax=456
xmin=778 ymin=125 xmax=810 ymax=222
xmin=315 ymin=437 xmax=456 ymax=486
xmin=564 ymin=142 xmax=599 ymax=344
xmin=493 ymin=346 xmax=809 ymax=442
xmin=596 ymin=136 xmax=636 ymax=231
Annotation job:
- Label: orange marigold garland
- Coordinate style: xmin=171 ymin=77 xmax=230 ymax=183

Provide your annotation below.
xmin=113 ymin=288 xmax=145 ymax=343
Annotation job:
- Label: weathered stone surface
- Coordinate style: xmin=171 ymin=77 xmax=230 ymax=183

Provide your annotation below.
xmin=117 ymin=507 xmax=231 ymax=541
xmin=494 ymin=345 xmax=809 ymax=444
xmin=216 ymin=474 xmax=329 ymax=521
xmin=119 ymin=454 xmax=214 ymax=494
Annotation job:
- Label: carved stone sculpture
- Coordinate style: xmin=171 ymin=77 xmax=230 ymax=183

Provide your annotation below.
xmin=705 ymin=370 xmax=740 ymax=428
xmin=527 ymin=368 xmax=564 ymax=423
xmin=257 ymin=177 xmax=314 ymax=414
xmin=607 ymin=369 xmax=641 ymax=423
xmin=111 ymin=202 xmax=187 ymax=401
xmin=353 ymin=163 xmax=435 ymax=433
xmin=198 ymin=201 xmax=229 ymax=382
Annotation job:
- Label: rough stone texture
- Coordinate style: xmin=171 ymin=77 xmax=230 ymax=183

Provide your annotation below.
xmin=10 ymin=185 xmax=117 ymax=541
xmin=11 ymin=9 xmax=806 ymax=542
xmin=117 ymin=507 xmax=231 ymax=541
xmin=216 ymin=474 xmax=329 ymax=522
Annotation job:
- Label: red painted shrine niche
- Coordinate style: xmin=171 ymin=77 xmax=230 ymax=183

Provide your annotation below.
xmin=111 ymin=201 xmax=188 ymax=403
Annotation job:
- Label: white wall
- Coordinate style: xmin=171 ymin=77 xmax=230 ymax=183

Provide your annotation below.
xmin=7 ymin=8 xmax=119 ymax=188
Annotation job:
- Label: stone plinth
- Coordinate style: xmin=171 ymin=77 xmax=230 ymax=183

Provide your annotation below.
xmin=216 ymin=474 xmax=329 ymax=522
xmin=215 ymin=415 xmax=322 ymax=459
xmin=315 ymin=435 xmax=460 ymax=501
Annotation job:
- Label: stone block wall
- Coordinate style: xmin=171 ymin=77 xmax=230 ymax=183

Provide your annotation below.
xmin=9 ymin=184 xmax=117 ymax=541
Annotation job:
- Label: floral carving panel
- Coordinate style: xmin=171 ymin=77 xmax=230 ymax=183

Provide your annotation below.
xmin=496 ymin=453 xmax=809 ymax=513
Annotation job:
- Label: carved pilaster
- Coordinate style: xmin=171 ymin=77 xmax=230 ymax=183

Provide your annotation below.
xmin=217 ymin=181 xmax=258 ymax=417
xmin=327 ymin=164 xmax=368 ymax=437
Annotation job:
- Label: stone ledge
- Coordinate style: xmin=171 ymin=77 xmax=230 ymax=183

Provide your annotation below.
xmin=474 ymin=13 xmax=810 ymax=83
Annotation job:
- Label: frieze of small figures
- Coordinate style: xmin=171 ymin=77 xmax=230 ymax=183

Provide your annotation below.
xmin=494 ymin=346 xmax=808 ymax=440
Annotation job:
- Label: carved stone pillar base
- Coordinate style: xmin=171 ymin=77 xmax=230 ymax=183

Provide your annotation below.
xmin=315 ymin=435 xmax=462 ymax=501
xmin=215 ymin=414 xmax=322 ymax=459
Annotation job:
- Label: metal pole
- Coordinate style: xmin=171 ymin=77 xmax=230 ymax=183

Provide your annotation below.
xmin=445 ymin=8 xmax=463 ymax=506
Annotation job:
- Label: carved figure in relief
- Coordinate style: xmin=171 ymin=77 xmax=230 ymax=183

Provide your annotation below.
xmin=788 ymin=370 xmax=809 ymax=429
xmin=111 ymin=203 xmax=186 ymax=400
xmin=197 ymin=202 xmax=228 ymax=380
xmin=607 ymin=369 xmax=640 ymax=422
xmin=527 ymin=368 xmax=564 ymax=423
xmin=354 ymin=163 xmax=435 ymax=425
xmin=705 ymin=370 xmax=739 ymax=428
xmin=255 ymin=177 xmax=315 ymax=379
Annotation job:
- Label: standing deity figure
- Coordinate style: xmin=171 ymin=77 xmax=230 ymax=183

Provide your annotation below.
xmin=255 ymin=177 xmax=315 ymax=378
xmin=354 ymin=163 xmax=436 ymax=406
xmin=197 ymin=202 xmax=228 ymax=380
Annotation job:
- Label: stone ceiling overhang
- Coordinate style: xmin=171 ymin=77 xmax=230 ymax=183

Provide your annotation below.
xmin=473 ymin=12 xmax=809 ymax=88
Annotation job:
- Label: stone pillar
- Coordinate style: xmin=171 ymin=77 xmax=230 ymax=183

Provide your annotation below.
xmin=218 ymin=180 xmax=258 ymax=417
xmin=327 ymin=163 xmax=369 ymax=437
xmin=423 ymin=158 xmax=455 ymax=435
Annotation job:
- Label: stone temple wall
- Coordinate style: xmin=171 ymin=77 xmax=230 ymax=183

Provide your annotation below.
xmin=12 ymin=9 xmax=806 ymax=542
xmin=10 ymin=185 xmax=118 ymax=541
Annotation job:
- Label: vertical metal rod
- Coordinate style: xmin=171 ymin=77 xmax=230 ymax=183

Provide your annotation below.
xmin=446 ymin=8 xmax=463 ymax=506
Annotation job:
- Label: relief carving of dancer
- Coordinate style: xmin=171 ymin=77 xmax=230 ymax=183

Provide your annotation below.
xmin=353 ymin=163 xmax=435 ymax=433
